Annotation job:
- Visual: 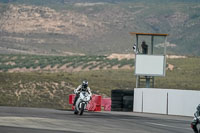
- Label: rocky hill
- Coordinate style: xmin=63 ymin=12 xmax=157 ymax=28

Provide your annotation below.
xmin=0 ymin=1 xmax=200 ymax=55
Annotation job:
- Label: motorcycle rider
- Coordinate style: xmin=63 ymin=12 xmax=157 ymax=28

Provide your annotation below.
xmin=73 ymin=80 xmax=92 ymax=106
xmin=191 ymin=104 xmax=200 ymax=133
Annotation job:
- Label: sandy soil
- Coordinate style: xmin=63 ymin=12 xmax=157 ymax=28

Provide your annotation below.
xmin=107 ymin=53 xmax=135 ymax=60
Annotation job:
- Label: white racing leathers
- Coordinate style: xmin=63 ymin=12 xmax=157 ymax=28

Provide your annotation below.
xmin=74 ymin=85 xmax=92 ymax=95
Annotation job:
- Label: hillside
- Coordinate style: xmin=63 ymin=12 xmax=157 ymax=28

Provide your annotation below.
xmin=0 ymin=1 xmax=200 ymax=55
xmin=0 ymin=55 xmax=200 ymax=109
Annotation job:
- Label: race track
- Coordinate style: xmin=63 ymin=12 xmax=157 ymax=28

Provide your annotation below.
xmin=0 ymin=107 xmax=193 ymax=133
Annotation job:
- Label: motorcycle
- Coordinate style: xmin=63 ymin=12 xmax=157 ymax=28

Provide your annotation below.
xmin=74 ymin=91 xmax=91 ymax=115
xmin=191 ymin=114 xmax=200 ymax=133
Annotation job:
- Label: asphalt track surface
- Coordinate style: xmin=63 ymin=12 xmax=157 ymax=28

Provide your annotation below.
xmin=0 ymin=106 xmax=193 ymax=133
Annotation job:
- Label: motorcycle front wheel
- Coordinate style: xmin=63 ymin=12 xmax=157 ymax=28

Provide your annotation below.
xmin=79 ymin=103 xmax=85 ymax=115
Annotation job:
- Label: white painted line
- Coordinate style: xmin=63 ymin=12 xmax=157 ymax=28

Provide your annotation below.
xmin=146 ymin=122 xmax=191 ymax=130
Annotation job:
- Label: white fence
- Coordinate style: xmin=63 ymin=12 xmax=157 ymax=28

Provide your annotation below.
xmin=133 ymin=88 xmax=200 ymax=116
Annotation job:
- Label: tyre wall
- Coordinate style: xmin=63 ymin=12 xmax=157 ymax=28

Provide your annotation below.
xmin=111 ymin=89 xmax=134 ymax=112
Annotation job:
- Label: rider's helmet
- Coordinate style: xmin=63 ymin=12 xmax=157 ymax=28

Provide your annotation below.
xmin=82 ymin=80 xmax=88 ymax=91
xmin=197 ymin=104 xmax=200 ymax=111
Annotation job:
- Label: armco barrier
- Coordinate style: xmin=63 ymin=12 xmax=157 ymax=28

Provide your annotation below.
xmin=134 ymin=88 xmax=200 ymax=116
xmin=101 ymin=98 xmax=111 ymax=111
xmin=69 ymin=94 xmax=101 ymax=111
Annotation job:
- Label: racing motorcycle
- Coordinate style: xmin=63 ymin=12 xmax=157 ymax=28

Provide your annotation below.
xmin=74 ymin=91 xmax=91 ymax=115
xmin=191 ymin=114 xmax=200 ymax=133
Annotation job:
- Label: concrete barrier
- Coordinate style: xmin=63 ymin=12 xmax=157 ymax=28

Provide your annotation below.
xmin=133 ymin=89 xmax=143 ymax=112
xmin=168 ymin=89 xmax=200 ymax=116
xmin=143 ymin=89 xmax=167 ymax=114
xmin=134 ymin=88 xmax=200 ymax=116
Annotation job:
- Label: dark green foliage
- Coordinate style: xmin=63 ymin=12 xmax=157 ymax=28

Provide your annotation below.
xmin=0 ymin=54 xmax=134 ymax=71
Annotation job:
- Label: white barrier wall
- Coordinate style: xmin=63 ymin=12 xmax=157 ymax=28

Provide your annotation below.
xmin=133 ymin=88 xmax=200 ymax=117
xmin=168 ymin=90 xmax=200 ymax=116
xmin=143 ymin=89 xmax=168 ymax=114
xmin=133 ymin=89 xmax=143 ymax=112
